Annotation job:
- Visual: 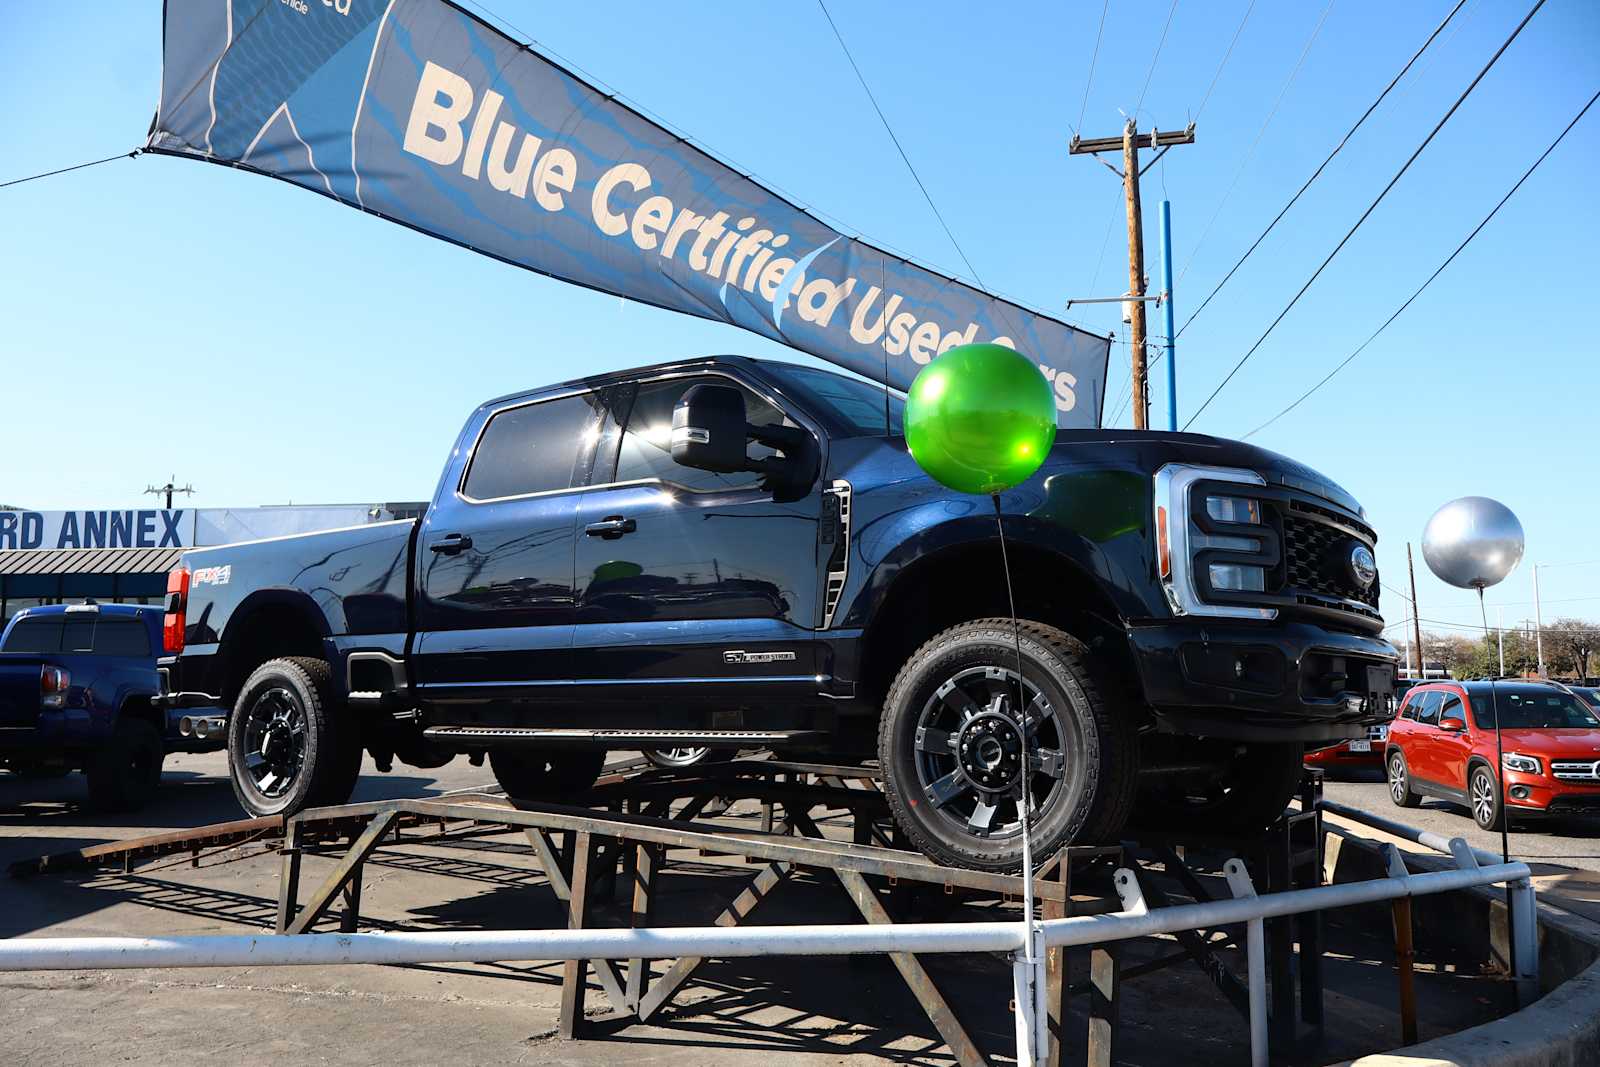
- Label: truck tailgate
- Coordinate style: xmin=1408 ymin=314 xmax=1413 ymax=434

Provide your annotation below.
xmin=0 ymin=656 xmax=45 ymax=730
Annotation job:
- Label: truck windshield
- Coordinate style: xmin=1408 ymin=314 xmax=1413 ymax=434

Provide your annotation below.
xmin=764 ymin=364 xmax=904 ymax=437
xmin=1470 ymin=687 xmax=1600 ymax=729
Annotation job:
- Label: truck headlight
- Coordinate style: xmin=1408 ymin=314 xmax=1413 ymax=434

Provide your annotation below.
xmin=1153 ymin=465 xmax=1276 ymax=621
xmin=1209 ymin=563 xmax=1267 ymax=592
xmin=1205 ymin=495 xmax=1261 ymax=525
xmin=1502 ymin=753 xmax=1541 ymax=774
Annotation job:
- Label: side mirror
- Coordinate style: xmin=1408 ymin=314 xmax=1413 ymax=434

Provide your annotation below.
xmin=671 ymin=384 xmax=750 ymax=474
xmin=1439 ymin=718 xmax=1464 ymax=732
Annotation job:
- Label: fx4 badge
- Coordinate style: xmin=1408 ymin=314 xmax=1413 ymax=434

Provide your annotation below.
xmin=192 ymin=565 xmax=232 ymax=587
xmin=722 ymin=649 xmax=796 ymax=665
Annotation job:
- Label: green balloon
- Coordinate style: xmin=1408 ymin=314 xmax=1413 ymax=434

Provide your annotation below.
xmin=904 ymin=343 xmax=1056 ymax=495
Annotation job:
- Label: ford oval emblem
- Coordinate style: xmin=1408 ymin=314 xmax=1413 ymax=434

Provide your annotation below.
xmin=1348 ymin=543 xmax=1377 ymax=589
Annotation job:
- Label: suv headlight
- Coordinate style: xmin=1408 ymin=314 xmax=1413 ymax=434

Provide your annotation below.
xmin=1502 ymin=753 xmax=1541 ymax=774
xmin=1154 ymin=465 xmax=1276 ymax=620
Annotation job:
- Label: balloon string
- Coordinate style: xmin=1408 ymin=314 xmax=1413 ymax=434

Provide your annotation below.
xmin=991 ymin=493 xmax=1037 ymax=971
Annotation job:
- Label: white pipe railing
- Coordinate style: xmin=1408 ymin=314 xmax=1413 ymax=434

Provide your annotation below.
xmin=0 ymin=835 xmax=1539 ymax=1067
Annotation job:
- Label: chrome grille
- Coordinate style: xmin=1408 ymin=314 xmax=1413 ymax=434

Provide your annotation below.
xmin=1552 ymin=760 xmax=1600 ymax=781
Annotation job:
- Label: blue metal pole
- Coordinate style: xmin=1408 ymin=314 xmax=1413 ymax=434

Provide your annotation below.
xmin=1160 ymin=199 xmax=1177 ymax=431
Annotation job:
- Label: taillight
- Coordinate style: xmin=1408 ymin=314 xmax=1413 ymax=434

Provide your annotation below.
xmin=164 ymin=564 xmax=190 ymax=654
xmin=41 ymin=665 xmax=70 ymax=709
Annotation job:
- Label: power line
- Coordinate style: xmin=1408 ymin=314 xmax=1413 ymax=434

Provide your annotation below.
xmin=1176 ymin=0 xmax=1468 ymax=340
xmin=1243 ymin=86 xmax=1595 ymax=440
xmin=1174 ymin=0 xmax=1336 ymax=287
xmin=1134 ymin=0 xmax=1182 ymax=118
xmin=2 ymin=150 xmax=139 ymax=190
xmin=816 ymin=0 xmax=986 ymax=288
xmin=1181 ymin=0 xmax=1547 ymax=432
xmin=1076 ymin=0 xmax=1111 ymax=133
xmin=1191 ymin=0 xmax=1257 ymax=123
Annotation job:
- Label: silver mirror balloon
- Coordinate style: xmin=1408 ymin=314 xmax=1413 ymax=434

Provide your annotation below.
xmin=1421 ymin=496 xmax=1525 ymax=591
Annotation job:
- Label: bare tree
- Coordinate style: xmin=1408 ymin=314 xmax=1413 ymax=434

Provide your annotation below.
xmin=1544 ymin=618 xmax=1599 ymax=681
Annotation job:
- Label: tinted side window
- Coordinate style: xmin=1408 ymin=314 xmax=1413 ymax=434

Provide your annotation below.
xmin=462 ymin=393 xmax=603 ymax=501
xmin=1439 ymin=695 xmax=1466 ymax=727
xmin=94 ymin=619 xmax=152 ymax=657
xmin=2 ymin=617 xmax=63 ymax=653
xmin=1414 ymin=690 xmax=1444 ymax=726
xmin=613 ymin=376 xmax=790 ymax=493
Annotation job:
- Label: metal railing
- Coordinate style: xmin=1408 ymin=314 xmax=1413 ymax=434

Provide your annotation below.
xmin=0 ymin=826 xmax=1536 ymax=1067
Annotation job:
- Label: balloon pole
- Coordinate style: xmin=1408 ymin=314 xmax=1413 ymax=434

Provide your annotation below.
xmin=1480 ymin=586 xmax=1510 ymax=867
xmin=991 ymin=492 xmax=1040 ymax=1058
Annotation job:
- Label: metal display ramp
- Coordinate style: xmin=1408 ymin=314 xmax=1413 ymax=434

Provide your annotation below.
xmin=6 ymin=761 xmax=1528 ymax=1066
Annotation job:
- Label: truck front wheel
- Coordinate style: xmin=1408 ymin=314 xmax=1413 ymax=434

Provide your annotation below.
xmin=490 ymin=747 xmax=607 ymax=802
xmin=878 ymin=619 xmax=1136 ymax=873
xmin=228 ymin=657 xmax=362 ymax=817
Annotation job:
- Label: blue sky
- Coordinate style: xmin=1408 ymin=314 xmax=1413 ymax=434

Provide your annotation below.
xmin=2 ymin=0 xmax=1597 ymax=636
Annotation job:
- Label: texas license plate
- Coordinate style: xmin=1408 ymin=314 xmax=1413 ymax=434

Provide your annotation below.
xmin=1348 ymin=740 xmax=1371 ymax=753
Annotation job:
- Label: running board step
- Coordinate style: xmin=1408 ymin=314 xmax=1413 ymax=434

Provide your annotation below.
xmin=422 ymin=726 xmax=824 ymax=747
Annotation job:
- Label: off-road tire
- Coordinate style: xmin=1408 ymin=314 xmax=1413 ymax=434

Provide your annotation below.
xmin=1135 ymin=741 xmax=1305 ymax=835
xmin=490 ymin=748 xmax=607 ymax=802
xmin=85 ymin=718 xmax=163 ymax=811
xmin=228 ymin=657 xmax=361 ymax=817
xmin=1387 ymin=749 xmax=1422 ymax=808
xmin=878 ymin=618 xmax=1137 ymax=873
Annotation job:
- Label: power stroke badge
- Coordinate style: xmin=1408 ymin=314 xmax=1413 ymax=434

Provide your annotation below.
xmin=722 ymin=650 xmax=797 ymax=665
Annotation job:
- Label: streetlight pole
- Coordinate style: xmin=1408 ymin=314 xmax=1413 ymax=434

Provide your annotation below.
xmin=1532 ymin=564 xmax=1545 ymax=676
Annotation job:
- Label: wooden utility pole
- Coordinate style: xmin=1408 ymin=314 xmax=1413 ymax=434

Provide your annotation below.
xmin=1070 ymin=120 xmax=1195 ymax=429
xmin=1407 ymin=543 xmax=1425 ymax=677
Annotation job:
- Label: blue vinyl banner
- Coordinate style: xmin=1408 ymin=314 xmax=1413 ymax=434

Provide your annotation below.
xmin=151 ymin=0 xmax=1110 ymax=424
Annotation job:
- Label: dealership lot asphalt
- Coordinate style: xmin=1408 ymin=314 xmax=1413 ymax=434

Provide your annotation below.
xmin=0 ymin=753 xmax=1543 ymax=1065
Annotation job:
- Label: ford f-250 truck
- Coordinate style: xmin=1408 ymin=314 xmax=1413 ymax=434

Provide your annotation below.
xmin=156 ymin=355 xmax=1398 ymax=870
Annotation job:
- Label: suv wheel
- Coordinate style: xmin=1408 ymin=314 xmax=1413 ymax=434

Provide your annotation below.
xmin=1387 ymin=750 xmax=1421 ymax=808
xmin=228 ymin=657 xmax=361 ymax=817
xmin=644 ymin=746 xmax=732 ymax=770
xmin=86 ymin=718 xmax=164 ymax=811
xmin=878 ymin=619 xmax=1136 ymax=873
xmin=1469 ymin=764 xmax=1503 ymax=831
xmin=1135 ymin=742 xmax=1304 ymax=834
xmin=490 ymin=747 xmax=607 ymax=801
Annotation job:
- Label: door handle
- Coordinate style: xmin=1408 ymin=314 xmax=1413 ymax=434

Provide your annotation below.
xmin=429 ymin=533 xmax=473 ymax=554
xmin=585 ymin=516 xmax=637 ymax=539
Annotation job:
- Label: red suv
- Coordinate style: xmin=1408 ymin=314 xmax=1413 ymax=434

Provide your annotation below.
xmin=1386 ymin=680 xmax=1600 ymax=830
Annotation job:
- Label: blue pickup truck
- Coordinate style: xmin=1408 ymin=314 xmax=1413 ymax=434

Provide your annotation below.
xmin=0 ymin=603 xmax=223 ymax=809
xmin=157 ymin=355 xmax=1398 ymax=870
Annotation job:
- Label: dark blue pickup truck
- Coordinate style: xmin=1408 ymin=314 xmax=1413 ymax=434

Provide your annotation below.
xmin=158 ymin=355 xmax=1398 ymax=870
xmin=0 ymin=603 xmax=223 ymax=809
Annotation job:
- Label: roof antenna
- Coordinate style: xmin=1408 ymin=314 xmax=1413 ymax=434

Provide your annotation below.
xmin=143 ymin=476 xmax=196 ymax=510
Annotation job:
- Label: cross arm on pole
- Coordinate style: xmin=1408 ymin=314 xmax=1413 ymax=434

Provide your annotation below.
xmin=1069 ymin=125 xmax=1195 ymax=155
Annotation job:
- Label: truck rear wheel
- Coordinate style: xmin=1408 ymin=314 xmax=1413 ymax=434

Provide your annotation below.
xmin=228 ymin=657 xmax=361 ymax=817
xmin=86 ymin=718 xmax=163 ymax=811
xmin=490 ymin=747 xmax=607 ymax=802
xmin=1134 ymin=741 xmax=1304 ymax=834
xmin=877 ymin=619 xmax=1136 ymax=873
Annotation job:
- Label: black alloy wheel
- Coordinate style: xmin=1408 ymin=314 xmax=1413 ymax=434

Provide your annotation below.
xmin=228 ymin=657 xmax=360 ymax=818
xmin=878 ymin=619 xmax=1135 ymax=872
xmin=242 ymin=686 xmax=307 ymax=800
xmin=911 ymin=665 xmax=1066 ymax=842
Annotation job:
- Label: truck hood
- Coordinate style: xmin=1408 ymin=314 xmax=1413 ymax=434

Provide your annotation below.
xmin=1047 ymin=429 xmax=1365 ymax=516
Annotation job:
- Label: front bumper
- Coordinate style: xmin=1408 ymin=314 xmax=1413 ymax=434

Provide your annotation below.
xmin=1129 ymin=618 xmax=1399 ymax=743
xmin=1502 ymin=772 xmax=1600 ymax=817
